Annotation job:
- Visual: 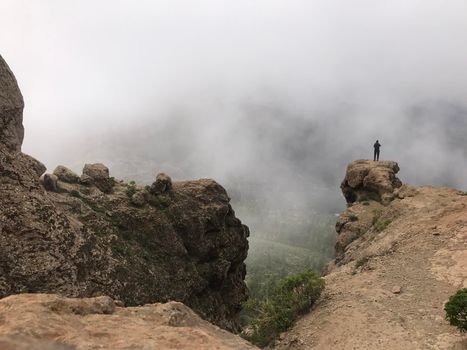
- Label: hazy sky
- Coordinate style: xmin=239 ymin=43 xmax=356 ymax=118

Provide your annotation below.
xmin=1 ymin=1 xmax=467 ymax=212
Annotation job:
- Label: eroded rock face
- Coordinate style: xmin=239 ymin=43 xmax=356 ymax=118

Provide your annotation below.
xmin=0 ymin=294 xmax=258 ymax=350
xmin=340 ymin=160 xmax=402 ymax=205
xmin=0 ymin=55 xmax=249 ymax=332
xmin=0 ymin=55 xmax=24 ymax=153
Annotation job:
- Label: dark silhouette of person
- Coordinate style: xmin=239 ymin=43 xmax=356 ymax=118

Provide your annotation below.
xmin=373 ymin=140 xmax=381 ymax=161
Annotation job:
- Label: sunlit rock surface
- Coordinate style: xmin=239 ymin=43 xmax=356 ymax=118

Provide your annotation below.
xmin=0 ymin=294 xmax=258 ymax=350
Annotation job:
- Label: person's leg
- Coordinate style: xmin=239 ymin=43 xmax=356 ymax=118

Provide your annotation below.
xmin=376 ymin=150 xmax=380 ymax=161
xmin=374 ymin=149 xmax=377 ymax=161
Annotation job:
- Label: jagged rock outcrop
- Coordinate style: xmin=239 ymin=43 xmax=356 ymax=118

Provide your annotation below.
xmin=81 ymin=163 xmax=114 ymax=193
xmin=276 ymin=161 xmax=467 ymax=350
xmin=0 ymin=55 xmax=24 ymax=153
xmin=333 ymin=160 xmax=405 ymax=262
xmin=0 ymin=294 xmax=257 ymax=350
xmin=53 ymin=165 xmax=80 ymax=183
xmin=150 ymin=172 xmax=173 ymax=194
xmin=0 ymin=55 xmax=249 ymax=332
xmin=340 ymin=160 xmax=402 ymax=205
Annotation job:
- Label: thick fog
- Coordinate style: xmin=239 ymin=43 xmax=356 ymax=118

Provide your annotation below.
xmin=2 ymin=1 xmax=467 ymax=215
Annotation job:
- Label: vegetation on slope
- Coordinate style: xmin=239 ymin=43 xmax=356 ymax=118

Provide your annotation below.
xmin=243 ymin=212 xmax=335 ymax=301
xmin=236 ymin=203 xmax=335 ymax=346
xmin=241 ymin=270 xmax=324 ymax=347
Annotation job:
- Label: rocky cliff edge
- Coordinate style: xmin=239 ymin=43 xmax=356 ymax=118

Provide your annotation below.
xmin=0 ymin=55 xmax=249 ymax=334
xmin=275 ymin=160 xmax=467 ymax=350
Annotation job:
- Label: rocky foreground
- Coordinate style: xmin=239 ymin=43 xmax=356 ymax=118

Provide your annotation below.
xmin=1 ymin=52 xmax=249 ymax=342
xmin=0 ymin=293 xmax=257 ymax=350
xmin=275 ymin=160 xmax=467 ymax=350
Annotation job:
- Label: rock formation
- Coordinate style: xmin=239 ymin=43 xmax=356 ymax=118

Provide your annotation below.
xmin=334 ymin=159 xmax=406 ymax=262
xmin=150 ymin=172 xmax=173 ymax=194
xmin=0 ymin=55 xmax=249 ymax=332
xmin=53 ymin=165 xmax=80 ymax=183
xmin=80 ymin=163 xmax=114 ymax=193
xmin=0 ymin=294 xmax=257 ymax=350
xmin=275 ymin=160 xmax=467 ymax=350
xmin=340 ymin=160 xmax=402 ymax=205
xmin=0 ymin=55 xmax=24 ymax=153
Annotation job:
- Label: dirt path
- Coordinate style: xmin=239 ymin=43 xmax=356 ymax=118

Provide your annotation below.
xmin=275 ymin=187 xmax=467 ymax=350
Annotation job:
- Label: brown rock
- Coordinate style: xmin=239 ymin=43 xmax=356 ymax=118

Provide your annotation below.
xmin=341 ymin=160 xmax=402 ymax=205
xmin=0 ymin=55 xmax=249 ymax=334
xmin=81 ymin=163 xmax=113 ymax=193
xmin=43 ymin=173 xmax=58 ymax=192
xmin=0 ymin=55 xmax=250 ymax=333
xmin=53 ymin=165 xmax=80 ymax=183
xmin=0 ymin=294 xmax=258 ymax=350
xmin=130 ymin=191 xmax=146 ymax=207
xmin=0 ymin=55 xmax=24 ymax=153
xmin=391 ymin=285 xmax=402 ymax=294
xmin=150 ymin=172 xmax=173 ymax=195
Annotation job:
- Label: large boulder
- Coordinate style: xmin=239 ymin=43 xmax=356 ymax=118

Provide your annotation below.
xmin=0 ymin=55 xmax=24 ymax=153
xmin=43 ymin=173 xmax=58 ymax=192
xmin=150 ymin=172 xmax=173 ymax=195
xmin=81 ymin=163 xmax=113 ymax=193
xmin=340 ymin=160 xmax=402 ymax=205
xmin=53 ymin=165 xmax=80 ymax=183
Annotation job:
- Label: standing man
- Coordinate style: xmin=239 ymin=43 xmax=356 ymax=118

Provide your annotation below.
xmin=373 ymin=140 xmax=381 ymax=161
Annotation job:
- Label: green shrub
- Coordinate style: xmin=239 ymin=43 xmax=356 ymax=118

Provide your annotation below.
xmin=126 ymin=185 xmax=136 ymax=198
xmin=242 ymin=270 xmax=324 ymax=347
xmin=349 ymin=213 xmax=358 ymax=222
xmin=445 ymin=288 xmax=467 ymax=332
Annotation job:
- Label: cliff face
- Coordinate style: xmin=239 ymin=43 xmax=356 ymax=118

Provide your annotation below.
xmin=0 ymin=55 xmax=249 ymax=332
xmin=276 ymin=160 xmax=467 ymax=350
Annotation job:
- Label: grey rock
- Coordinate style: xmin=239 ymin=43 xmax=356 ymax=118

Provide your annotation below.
xmin=54 ymin=165 xmax=80 ymax=183
xmin=43 ymin=173 xmax=58 ymax=192
xmin=81 ymin=163 xmax=113 ymax=193
xmin=0 ymin=55 xmax=24 ymax=152
xmin=150 ymin=173 xmax=173 ymax=195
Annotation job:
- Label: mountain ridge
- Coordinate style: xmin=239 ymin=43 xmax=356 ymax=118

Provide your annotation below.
xmin=275 ymin=160 xmax=467 ymax=349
